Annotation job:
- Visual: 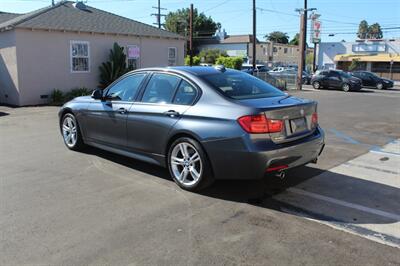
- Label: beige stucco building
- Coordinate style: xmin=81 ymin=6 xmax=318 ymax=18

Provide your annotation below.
xmin=196 ymin=31 xmax=313 ymax=67
xmin=0 ymin=1 xmax=185 ymax=106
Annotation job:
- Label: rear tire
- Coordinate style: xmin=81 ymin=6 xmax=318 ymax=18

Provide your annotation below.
xmin=342 ymin=83 xmax=350 ymax=92
xmin=313 ymin=81 xmax=321 ymax=89
xmin=61 ymin=113 xmax=85 ymax=151
xmin=167 ymin=137 xmax=214 ymax=191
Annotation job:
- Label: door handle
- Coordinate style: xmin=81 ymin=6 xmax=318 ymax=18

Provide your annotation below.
xmin=164 ymin=110 xmax=180 ymax=117
xmin=118 ymin=107 xmax=128 ymax=114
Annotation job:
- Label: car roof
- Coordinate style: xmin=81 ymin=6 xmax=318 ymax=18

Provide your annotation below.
xmin=134 ymin=66 xmax=237 ymax=76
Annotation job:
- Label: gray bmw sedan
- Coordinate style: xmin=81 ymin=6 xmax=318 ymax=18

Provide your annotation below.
xmin=59 ymin=66 xmax=324 ymax=191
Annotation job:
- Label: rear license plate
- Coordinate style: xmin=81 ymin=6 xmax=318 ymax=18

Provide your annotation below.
xmin=290 ymin=117 xmax=307 ymax=134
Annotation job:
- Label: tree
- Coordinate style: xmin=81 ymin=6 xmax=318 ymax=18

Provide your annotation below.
xmin=357 ymin=20 xmax=383 ymax=39
xmin=289 ymin=33 xmax=300 ymax=45
xmin=198 ymin=49 xmax=227 ymax=64
xmin=368 ymin=23 xmax=383 ymax=39
xmin=357 ymin=20 xmax=369 ymax=39
xmin=348 ymin=59 xmax=360 ymax=71
xmin=265 ymin=31 xmax=289 ymax=44
xmin=99 ymin=43 xmax=132 ymax=88
xmin=164 ymin=8 xmax=220 ymax=37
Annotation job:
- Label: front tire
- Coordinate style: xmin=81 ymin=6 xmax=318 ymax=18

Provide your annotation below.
xmin=376 ymin=82 xmax=384 ymax=90
xmin=168 ymin=137 xmax=214 ymax=191
xmin=61 ymin=113 xmax=85 ymax=151
xmin=313 ymin=81 xmax=321 ymax=89
xmin=342 ymin=83 xmax=350 ymax=92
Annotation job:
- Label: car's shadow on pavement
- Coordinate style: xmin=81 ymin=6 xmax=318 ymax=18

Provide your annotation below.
xmin=0 ymin=111 xmax=10 ymax=117
xmin=80 ymin=146 xmax=399 ymax=226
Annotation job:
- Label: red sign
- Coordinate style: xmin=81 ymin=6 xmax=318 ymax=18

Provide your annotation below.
xmin=128 ymin=45 xmax=140 ymax=59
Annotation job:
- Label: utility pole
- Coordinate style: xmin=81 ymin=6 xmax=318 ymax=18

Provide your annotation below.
xmin=52 ymin=0 xmax=55 ymax=6
xmin=302 ymin=0 xmax=307 ymax=71
xmin=296 ymin=7 xmax=316 ymax=89
xmin=151 ymin=0 xmax=167 ymax=29
xmin=252 ymin=0 xmax=256 ymax=72
xmin=297 ymin=12 xmax=305 ymax=90
xmin=189 ymin=4 xmax=193 ymax=66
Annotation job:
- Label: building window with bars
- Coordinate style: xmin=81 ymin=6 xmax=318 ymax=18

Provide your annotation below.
xmin=168 ymin=47 xmax=177 ymax=66
xmin=70 ymin=41 xmax=90 ymax=73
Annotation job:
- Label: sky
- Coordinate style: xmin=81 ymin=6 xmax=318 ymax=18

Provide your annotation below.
xmin=1 ymin=0 xmax=400 ymax=42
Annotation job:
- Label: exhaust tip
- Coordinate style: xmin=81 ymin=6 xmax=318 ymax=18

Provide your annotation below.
xmin=275 ymin=171 xmax=286 ymax=179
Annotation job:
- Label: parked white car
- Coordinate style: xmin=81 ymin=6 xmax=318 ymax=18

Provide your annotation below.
xmin=269 ymin=67 xmax=286 ymax=73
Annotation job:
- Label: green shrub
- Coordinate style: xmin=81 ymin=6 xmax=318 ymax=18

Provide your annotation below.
xmin=198 ymin=49 xmax=227 ymax=64
xmin=50 ymin=89 xmax=64 ymax=105
xmin=64 ymin=87 xmax=91 ymax=102
xmin=184 ymin=55 xmax=201 ymax=66
xmin=215 ymin=56 xmax=243 ymax=70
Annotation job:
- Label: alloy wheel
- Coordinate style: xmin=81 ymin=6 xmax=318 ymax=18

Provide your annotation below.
xmin=342 ymin=83 xmax=350 ymax=92
xmin=170 ymin=142 xmax=203 ymax=186
xmin=376 ymin=83 xmax=383 ymax=90
xmin=313 ymin=81 xmax=320 ymax=89
xmin=62 ymin=116 xmax=77 ymax=148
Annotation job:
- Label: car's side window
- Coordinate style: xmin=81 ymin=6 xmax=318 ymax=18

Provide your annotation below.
xmin=141 ymin=73 xmax=180 ymax=104
xmin=105 ymin=74 xmax=146 ymax=101
xmin=320 ymin=71 xmax=328 ymax=76
xmin=173 ymin=80 xmax=197 ymax=105
xmin=329 ymin=71 xmax=339 ymax=78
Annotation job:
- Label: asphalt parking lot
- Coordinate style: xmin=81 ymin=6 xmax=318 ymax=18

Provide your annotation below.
xmin=1 ymin=87 xmax=400 ymax=265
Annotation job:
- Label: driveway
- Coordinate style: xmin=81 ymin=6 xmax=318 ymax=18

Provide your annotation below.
xmin=1 ymin=87 xmax=399 ymax=265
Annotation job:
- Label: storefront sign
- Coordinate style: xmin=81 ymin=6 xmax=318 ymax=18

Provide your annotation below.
xmin=312 ymin=20 xmax=321 ymax=43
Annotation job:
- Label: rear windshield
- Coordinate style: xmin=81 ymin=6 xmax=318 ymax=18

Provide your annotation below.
xmin=201 ymin=71 xmax=285 ymax=100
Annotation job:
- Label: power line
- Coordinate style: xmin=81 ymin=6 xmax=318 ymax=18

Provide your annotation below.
xmin=202 ymin=0 xmax=231 ymax=13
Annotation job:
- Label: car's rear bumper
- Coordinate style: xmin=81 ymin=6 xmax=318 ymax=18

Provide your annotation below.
xmin=202 ymin=127 xmax=325 ymax=180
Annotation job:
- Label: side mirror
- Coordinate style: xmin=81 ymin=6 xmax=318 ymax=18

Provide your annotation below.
xmin=91 ymin=88 xmax=103 ymax=100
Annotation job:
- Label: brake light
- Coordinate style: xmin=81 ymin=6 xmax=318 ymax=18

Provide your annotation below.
xmin=238 ymin=114 xmax=283 ymax=133
xmin=311 ymin=112 xmax=318 ymax=125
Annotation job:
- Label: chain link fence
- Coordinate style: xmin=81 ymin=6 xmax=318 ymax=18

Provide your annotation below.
xmin=254 ymin=72 xmax=298 ymax=90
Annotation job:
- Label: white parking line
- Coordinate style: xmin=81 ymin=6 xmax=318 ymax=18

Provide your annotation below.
xmin=287 ymin=187 xmax=400 ymax=221
xmin=274 ymin=139 xmax=400 ymax=247
xmin=370 ymin=149 xmax=400 ymax=157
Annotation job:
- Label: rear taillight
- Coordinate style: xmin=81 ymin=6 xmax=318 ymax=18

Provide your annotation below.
xmin=311 ymin=112 xmax=318 ymax=125
xmin=238 ymin=114 xmax=283 ymax=134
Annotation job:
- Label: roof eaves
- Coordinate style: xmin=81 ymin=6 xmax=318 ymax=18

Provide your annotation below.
xmin=12 ymin=25 xmax=186 ymax=41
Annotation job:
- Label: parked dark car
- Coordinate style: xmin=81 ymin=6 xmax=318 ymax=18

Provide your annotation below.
xmin=311 ymin=70 xmax=362 ymax=92
xmin=59 ymin=66 xmax=325 ymax=191
xmin=302 ymin=71 xmax=312 ymax=85
xmin=351 ymin=71 xmax=394 ymax=90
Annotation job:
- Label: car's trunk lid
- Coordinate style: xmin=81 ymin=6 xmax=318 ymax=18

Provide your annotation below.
xmin=238 ymin=95 xmax=318 ymax=143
